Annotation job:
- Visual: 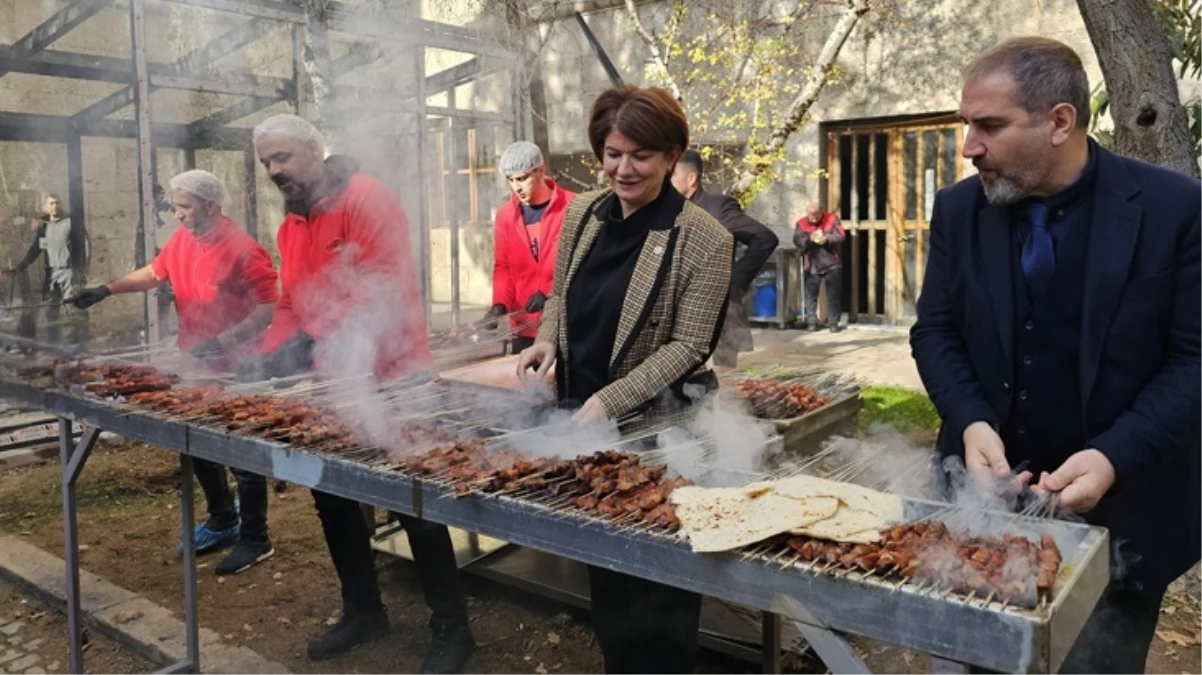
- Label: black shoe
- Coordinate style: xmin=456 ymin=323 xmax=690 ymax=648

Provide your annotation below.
xmin=307 ymin=610 xmax=390 ymax=661
xmin=830 ymin=325 xmax=844 ymax=333
xmin=422 ymin=620 xmax=475 ymax=674
xmin=807 ymin=323 xmax=820 ymax=332
xmin=214 ymin=539 xmax=274 ymax=575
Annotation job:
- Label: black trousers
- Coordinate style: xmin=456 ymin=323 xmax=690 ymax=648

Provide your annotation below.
xmin=588 ymin=566 xmax=702 ymax=673
xmin=804 ymin=267 xmax=842 ymax=328
xmin=192 ymin=458 xmax=269 ymax=542
xmin=969 ymin=582 xmax=1164 ymax=674
xmin=312 ymin=489 xmax=468 ymax=624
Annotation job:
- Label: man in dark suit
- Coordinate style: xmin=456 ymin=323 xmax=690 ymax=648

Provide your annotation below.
xmin=672 ymin=150 xmax=778 ymax=368
xmin=911 ymin=37 xmax=1200 ymax=673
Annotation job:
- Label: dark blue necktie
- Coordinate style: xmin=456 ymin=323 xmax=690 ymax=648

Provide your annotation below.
xmin=1022 ymin=201 xmax=1054 ymax=293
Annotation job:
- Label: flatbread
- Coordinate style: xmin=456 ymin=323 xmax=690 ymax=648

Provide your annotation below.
xmin=771 ymin=474 xmax=904 ymax=522
xmin=790 ymin=505 xmax=885 ymax=543
xmin=671 ymin=486 xmax=839 ymax=553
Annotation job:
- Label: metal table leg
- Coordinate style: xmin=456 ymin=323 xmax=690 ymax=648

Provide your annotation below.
xmin=180 ymin=454 xmax=199 ymax=671
xmin=791 ymin=620 xmax=871 ymax=674
xmin=60 ymin=420 xmax=100 ymax=674
xmin=761 ymin=611 xmax=782 ymax=673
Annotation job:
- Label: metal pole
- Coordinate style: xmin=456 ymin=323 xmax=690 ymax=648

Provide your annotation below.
xmin=447 ymin=89 xmax=460 ymax=330
xmin=761 ymin=611 xmax=782 ymax=674
xmin=59 ymin=418 xmax=83 ymax=674
xmin=129 ymin=0 xmax=159 ymax=344
xmin=183 ymin=147 xmax=196 ymax=170
xmin=179 ymin=453 xmax=200 ymax=671
xmin=59 ymin=422 xmax=100 ymax=675
xmin=414 ymin=48 xmax=432 ymax=324
xmin=243 ymin=147 xmax=258 ymax=240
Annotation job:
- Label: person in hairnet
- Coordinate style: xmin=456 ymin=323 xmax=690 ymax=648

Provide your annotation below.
xmin=479 ymin=142 xmax=576 ymax=353
xmin=70 ymin=170 xmax=280 ymax=575
xmin=246 ymin=114 xmax=474 ymax=673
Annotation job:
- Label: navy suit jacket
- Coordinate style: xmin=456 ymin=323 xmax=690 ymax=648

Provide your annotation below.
xmin=910 ymin=145 xmax=1200 ymax=593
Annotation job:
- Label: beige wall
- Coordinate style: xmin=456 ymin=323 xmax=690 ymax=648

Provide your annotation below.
xmin=533 ymin=0 xmax=1125 ymax=229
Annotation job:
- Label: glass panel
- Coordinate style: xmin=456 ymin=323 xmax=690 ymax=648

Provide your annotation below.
xmin=856 ymin=134 xmax=870 ymax=221
xmin=922 ymin=130 xmax=938 ymax=221
xmin=874 ymin=133 xmax=888 ymax=220
xmin=903 ymin=233 xmax=917 ymax=317
xmin=838 ymin=135 xmax=853 ymax=220
xmin=903 ymin=132 xmax=917 ymax=220
xmin=941 ymin=128 xmax=958 ymax=189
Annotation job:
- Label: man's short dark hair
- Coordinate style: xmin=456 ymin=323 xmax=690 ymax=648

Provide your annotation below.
xmin=963 ymin=37 xmax=1091 ymax=129
xmin=679 ymin=150 xmax=703 ymax=177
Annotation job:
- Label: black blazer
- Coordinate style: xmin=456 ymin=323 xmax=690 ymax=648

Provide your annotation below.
xmin=910 ymin=145 xmax=1200 ymax=593
xmin=689 ymin=187 xmax=778 ymax=295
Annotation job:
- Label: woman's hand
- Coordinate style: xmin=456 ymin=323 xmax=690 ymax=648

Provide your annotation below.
xmin=516 ymin=341 xmax=556 ymax=386
xmin=572 ymin=395 xmax=610 ymax=425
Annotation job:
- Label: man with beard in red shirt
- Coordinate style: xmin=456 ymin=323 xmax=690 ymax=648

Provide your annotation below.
xmin=70 ymin=169 xmax=280 ymax=575
xmin=246 ymin=114 xmax=473 ymax=673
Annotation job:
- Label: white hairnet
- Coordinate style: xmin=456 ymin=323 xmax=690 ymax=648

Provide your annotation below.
xmin=252 ymin=113 xmax=326 ymax=150
xmin=498 ymin=141 xmax=545 ymax=176
xmin=169 ymin=169 xmax=231 ymax=210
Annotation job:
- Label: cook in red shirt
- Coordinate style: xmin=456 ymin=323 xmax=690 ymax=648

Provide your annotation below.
xmin=479 ymin=141 xmax=575 ymax=353
xmin=248 ymin=114 xmax=473 ymax=671
xmin=70 ymin=169 xmax=279 ymax=364
xmin=69 ymin=169 xmax=281 ymax=576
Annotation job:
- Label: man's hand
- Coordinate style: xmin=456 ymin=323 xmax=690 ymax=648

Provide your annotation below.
xmin=478 ymin=303 xmax=507 ymax=331
xmin=524 ymin=291 xmax=547 ymax=314
xmin=572 ymin=395 xmax=609 ymax=425
xmin=265 ymin=331 xmax=315 ymax=377
xmin=1036 ymin=449 xmax=1116 ymax=513
xmin=67 ymin=286 xmax=111 ymax=309
xmin=963 ymin=421 xmax=1013 ymax=477
xmin=516 ymin=341 xmax=556 ymax=387
xmin=190 ymin=337 xmax=224 ymax=360
xmin=810 ymin=230 xmax=826 ymax=245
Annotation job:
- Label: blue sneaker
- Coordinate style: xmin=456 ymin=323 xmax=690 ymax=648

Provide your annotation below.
xmin=179 ymin=521 xmax=240 ymax=554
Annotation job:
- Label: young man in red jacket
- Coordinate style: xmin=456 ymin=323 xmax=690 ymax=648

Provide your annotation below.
xmin=479 ymin=141 xmax=575 ymax=352
xmin=248 ymin=115 xmax=473 ymax=673
xmin=70 ymin=170 xmax=280 ymax=575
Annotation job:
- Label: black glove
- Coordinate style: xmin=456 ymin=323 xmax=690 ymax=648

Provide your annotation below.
xmin=524 ymin=291 xmax=547 ymax=314
xmin=264 ymin=331 xmax=316 ymax=378
xmin=478 ymin=303 xmax=507 ymax=331
xmin=234 ymin=357 xmax=268 ymax=383
xmin=190 ymin=338 xmax=225 ymax=360
xmin=68 ymin=286 xmax=111 ymax=309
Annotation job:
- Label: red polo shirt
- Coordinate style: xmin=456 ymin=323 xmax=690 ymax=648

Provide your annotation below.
xmin=260 ymin=173 xmax=431 ymax=380
xmin=151 ymin=217 xmax=279 ymax=351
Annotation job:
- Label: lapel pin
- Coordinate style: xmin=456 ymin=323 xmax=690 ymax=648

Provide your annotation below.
xmin=653 ymin=245 xmax=664 ymax=255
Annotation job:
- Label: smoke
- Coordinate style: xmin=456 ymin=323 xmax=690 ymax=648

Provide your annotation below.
xmin=646 ymin=390 xmax=778 ymax=484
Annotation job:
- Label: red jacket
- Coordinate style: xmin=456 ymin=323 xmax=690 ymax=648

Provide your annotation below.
xmin=794 ymin=211 xmax=846 ymax=274
xmin=491 ymin=179 xmax=575 ymax=338
xmin=261 ymin=169 xmax=430 ymax=381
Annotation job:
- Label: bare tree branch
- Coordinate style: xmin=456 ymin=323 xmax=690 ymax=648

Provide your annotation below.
xmin=729 ymin=0 xmax=870 ymax=201
xmin=623 ymin=0 xmax=683 ymax=101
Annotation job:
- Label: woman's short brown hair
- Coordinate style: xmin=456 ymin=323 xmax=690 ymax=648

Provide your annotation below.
xmin=587 ymin=85 xmax=689 ymax=160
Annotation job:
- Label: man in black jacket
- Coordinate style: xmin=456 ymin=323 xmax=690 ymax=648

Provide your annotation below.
xmin=672 ymin=150 xmax=778 ymax=367
xmin=911 ymin=37 xmax=1199 ymax=673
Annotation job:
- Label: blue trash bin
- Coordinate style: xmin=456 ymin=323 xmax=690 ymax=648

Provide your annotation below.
xmin=752 ymin=271 xmax=777 ymax=319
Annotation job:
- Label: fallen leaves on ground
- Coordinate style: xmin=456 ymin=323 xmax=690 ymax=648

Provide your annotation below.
xmin=1156 ymin=629 xmax=1198 ymax=647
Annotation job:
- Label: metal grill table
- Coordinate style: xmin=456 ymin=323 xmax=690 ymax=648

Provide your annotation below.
xmin=0 ymin=378 xmax=1109 ymax=674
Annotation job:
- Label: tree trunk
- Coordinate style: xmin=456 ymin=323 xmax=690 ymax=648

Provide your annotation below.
xmin=300 ymin=0 xmax=341 ymax=150
xmin=728 ymin=0 xmax=870 ymax=202
xmin=1077 ymin=0 xmax=1198 ymax=177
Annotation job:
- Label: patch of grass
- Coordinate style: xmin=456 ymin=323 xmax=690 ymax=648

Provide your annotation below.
xmin=859 ymin=386 xmax=941 ymax=435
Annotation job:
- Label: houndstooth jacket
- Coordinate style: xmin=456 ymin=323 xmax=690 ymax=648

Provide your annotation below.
xmin=536 ymin=186 xmax=734 ymax=422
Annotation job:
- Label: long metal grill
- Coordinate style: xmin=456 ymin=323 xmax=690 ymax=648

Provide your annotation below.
xmin=0 ymin=337 xmax=1110 ymax=673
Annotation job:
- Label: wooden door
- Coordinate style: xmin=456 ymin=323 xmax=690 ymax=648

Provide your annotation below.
xmin=825 ymin=120 xmax=962 ymax=324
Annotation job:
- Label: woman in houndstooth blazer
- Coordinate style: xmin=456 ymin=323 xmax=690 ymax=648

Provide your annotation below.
xmin=516 ymin=85 xmax=733 ymax=674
